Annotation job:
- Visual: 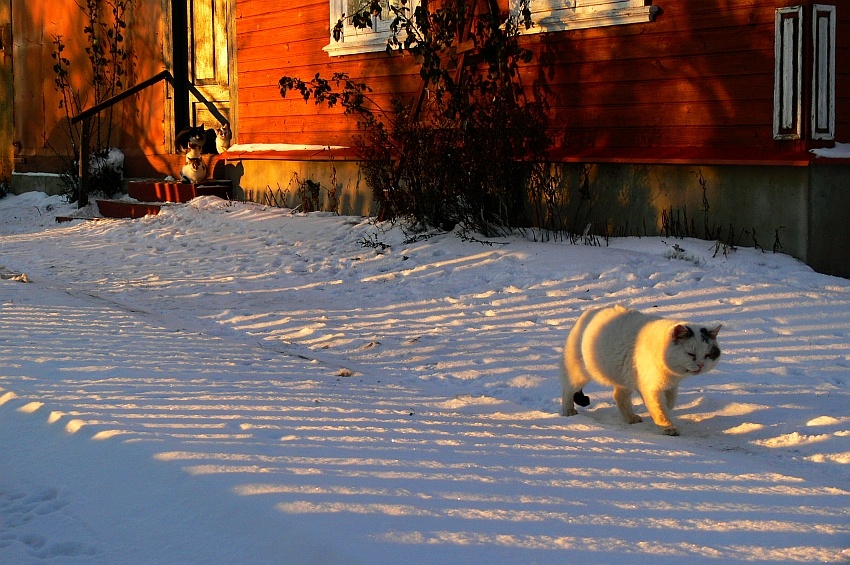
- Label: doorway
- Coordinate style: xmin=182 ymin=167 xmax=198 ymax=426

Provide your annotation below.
xmin=168 ymin=0 xmax=235 ymax=151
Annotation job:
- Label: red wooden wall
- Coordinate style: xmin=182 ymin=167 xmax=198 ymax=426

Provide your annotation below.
xmin=838 ymin=4 xmax=850 ymax=144
xmin=235 ymin=0 xmax=847 ymax=161
xmin=540 ymin=0 xmax=779 ymax=158
xmin=235 ymin=1 xmax=421 ymax=146
xmin=12 ymin=0 xmax=170 ymax=176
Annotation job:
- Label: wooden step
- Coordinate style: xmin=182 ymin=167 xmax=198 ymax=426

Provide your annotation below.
xmin=127 ymin=179 xmax=232 ymax=203
xmin=96 ymin=199 xmax=162 ymax=219
xmin=94 ymin=178 xmax=233 ymax=219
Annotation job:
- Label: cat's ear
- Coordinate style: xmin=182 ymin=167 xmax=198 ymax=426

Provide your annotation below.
xmin=704 ymin=324 xmax=722 ymax=339
xmin=672 ymin=324 xmax=694 ymax=342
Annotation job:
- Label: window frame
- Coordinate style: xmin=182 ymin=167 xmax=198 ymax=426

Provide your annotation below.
xmin=519 ymin=0 xmax=659 ymax=34
xmin=325 ymin=0 xmax=658 ymax=56
xmin=324 ymin=0 xmax=417 ymax=57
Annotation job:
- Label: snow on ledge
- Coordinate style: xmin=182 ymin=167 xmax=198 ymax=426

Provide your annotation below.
xmin=226 ymin=144 xmax=348 ymax=153
xmin=810 ymin=142 xmax=850 ymax=159
xmin=12 ymin=171 xmax=63 ymax=177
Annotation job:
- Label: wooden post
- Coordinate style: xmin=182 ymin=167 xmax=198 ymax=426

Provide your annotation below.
xmin=171 ymin=0 xmax=190 ymax=134
xmin=78 ymin=116 xmax=90 ymax=208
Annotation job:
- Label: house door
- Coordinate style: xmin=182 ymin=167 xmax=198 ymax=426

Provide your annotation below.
xmin=187 ymin=0 xmax=232 ymax=129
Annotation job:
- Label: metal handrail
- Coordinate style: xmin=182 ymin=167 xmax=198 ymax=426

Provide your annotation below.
xmin=70 ymin=69 xmax=228 ymax=207
xmin=70 ymin=70 xmax=174 ymax=207
xmin=70 ymin=70 xmax=175 ymax=126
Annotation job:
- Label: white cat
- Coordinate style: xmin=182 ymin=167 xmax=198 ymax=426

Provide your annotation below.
xmin=560 ymin=304 xmax=721 ymax=436
xmin=215 ymin=123 xmax=232 ymax=154
xmin=180 ymin=157 xmax=207 ymax=183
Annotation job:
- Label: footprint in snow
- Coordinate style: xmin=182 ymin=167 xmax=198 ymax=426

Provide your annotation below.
xmin=0 ymin=487 xmax=100 ymax=558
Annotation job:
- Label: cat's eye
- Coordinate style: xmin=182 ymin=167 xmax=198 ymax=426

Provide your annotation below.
xmin=687 ymin=353 xmax=697 ymax=360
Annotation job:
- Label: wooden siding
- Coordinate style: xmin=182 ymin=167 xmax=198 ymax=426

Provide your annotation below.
xmin=539 ymin=0 xmax=780 ymax=154
xmin=837 ymin=4 xmax=850 ymax=142
xmin=0 ymin=0 xmax=12 ymax=181
xmin=236 ymin=0 xmax=846 ymax=160
xmin=236 ymin=1 xmax=421 ymax=145
xmin=12 ymin=0 xmax=170 ymax=176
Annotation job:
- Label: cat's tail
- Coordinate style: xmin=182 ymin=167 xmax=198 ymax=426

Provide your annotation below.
xmin=573 ymin=389 xmax=591 ymax=407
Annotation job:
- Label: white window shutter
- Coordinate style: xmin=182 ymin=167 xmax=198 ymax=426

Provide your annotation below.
xmin=774 ymin=6 xmax=803 ymax=140
xmin=812 ymin=4 xmax=836 ymax=140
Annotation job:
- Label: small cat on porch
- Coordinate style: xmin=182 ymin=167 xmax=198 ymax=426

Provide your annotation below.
xmin=175 ymin=125 xmax=206 ymax=156
xmin=560 ymin=304 xmax=721 ymax=436
xmin=180 ymin=157 xmax=207 ymax=183
xmin=175 ymin=125 xmax=208 ymax=183
xmin=175 ymin=122 xmax=230 ymax=183
xmin=215 ymin=122 xmax=232 ymax=153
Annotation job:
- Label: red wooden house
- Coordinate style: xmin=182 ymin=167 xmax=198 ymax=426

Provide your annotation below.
xmin=229 ymin=0 xmax=849 ymax=275
xmin=2 ymin=0 xmax=849 ymax=275
xmin=243 ymin=0 xmax=845 ymax=159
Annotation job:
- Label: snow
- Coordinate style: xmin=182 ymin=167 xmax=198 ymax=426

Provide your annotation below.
xmin=811 ymin=142 xmax=850 ymax=159
xmin=0 ymin=191 xmax=848 ymax=564
xmin=226 ymin=144 xmax=348 ymax=153
xmin=89 ymin=147 xmax=124 ymax=175
xmin=10 ymin=171 xmax=63 ymax=178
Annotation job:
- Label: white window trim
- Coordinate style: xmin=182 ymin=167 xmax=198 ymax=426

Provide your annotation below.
xmin=520 ymin=0 xmax=659 ymax=34
xmin=325 ymin=0 xmax=657 ymax=56
xmin=324 ymin=1 xmax=418 ymax=57
xmin=811 ymin=4 xmax=836 ymax=141
xmin=773 ymin=6 xmax=803 ymax=140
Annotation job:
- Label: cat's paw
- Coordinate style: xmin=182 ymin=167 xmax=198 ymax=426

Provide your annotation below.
xmin=565 ymin=408 xmax=579 ymax=417
xmin=662 ymin=426 xmax=680 ymax=436
xmin=626 ymin=415 xmax=643 ymax=424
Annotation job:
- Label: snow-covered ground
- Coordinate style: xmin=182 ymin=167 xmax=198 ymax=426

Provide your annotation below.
xmin=0 ymin=191 xmax=847 ymax=564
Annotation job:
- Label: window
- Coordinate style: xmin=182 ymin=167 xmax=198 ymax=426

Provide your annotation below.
xmin=325 ymin=0 xmax=655 ymax=55
xmin=811 ymin=4 xmax=836 ymax=140
xmin=520 ymin=0 xmax=659 ymax=34
xmin=325 ymin=0 xmax=417 ymax=57
xmin=774 ymin=6 xmax=803 ymax=140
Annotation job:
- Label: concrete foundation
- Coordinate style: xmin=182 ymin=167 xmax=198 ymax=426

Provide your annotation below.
xmin=10 ymin=172 xmax=66 ymax=196
xmin=223 ymin=156 xmax=850 ymax=278
xmin=222 ymin=158 xmax=375 ymax=217
xmin=546 ymin=163 xmax=811 ymax=261
xmin=807 ymin=164 xmax=850 ymax=278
